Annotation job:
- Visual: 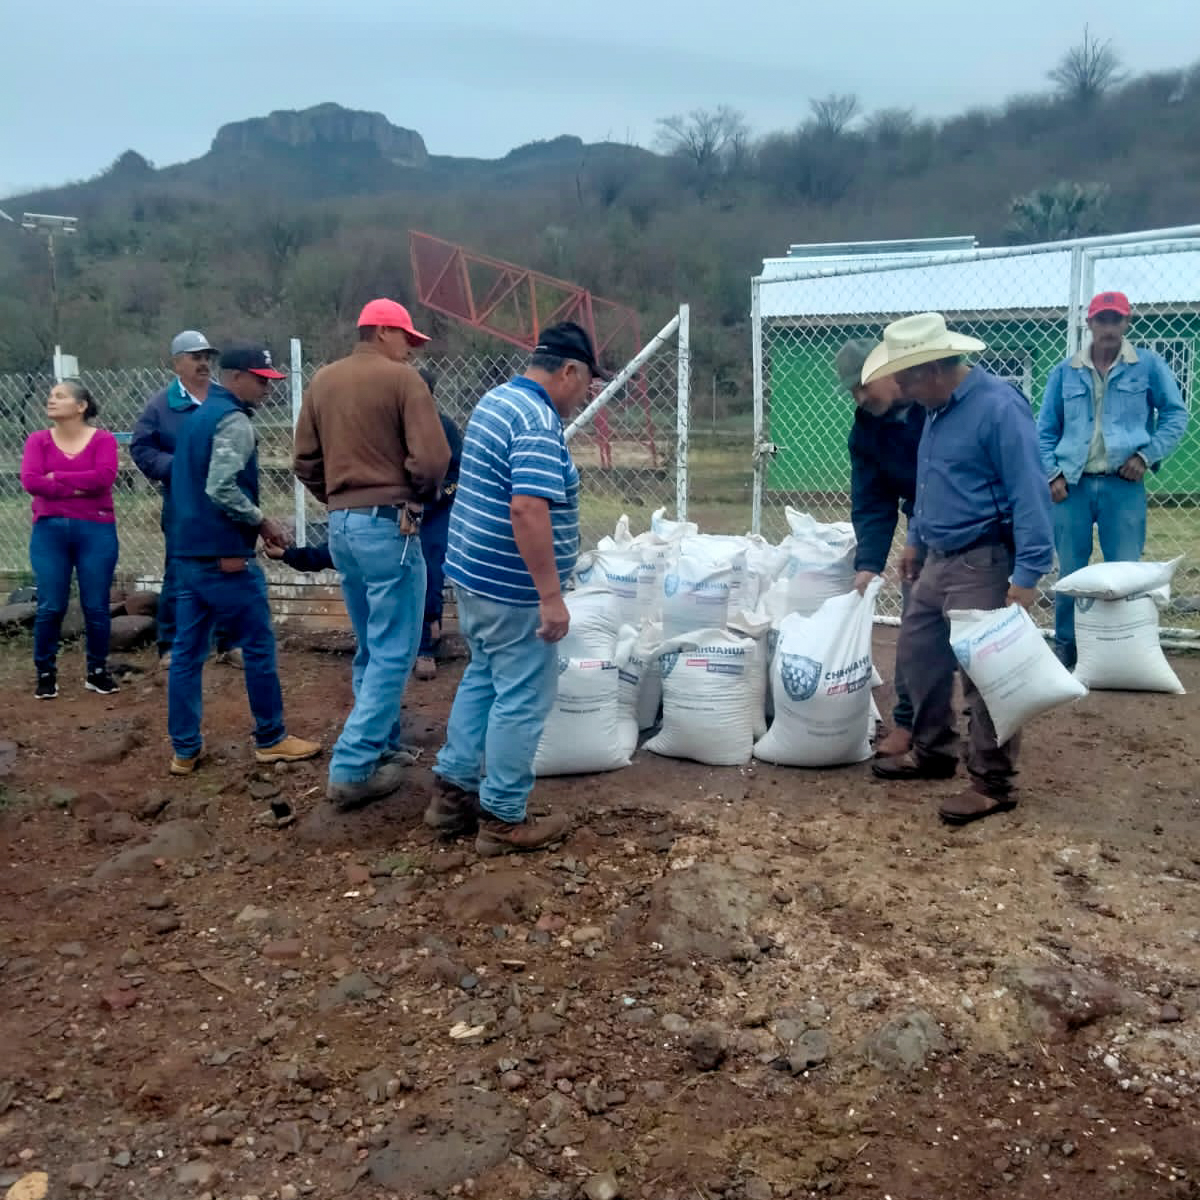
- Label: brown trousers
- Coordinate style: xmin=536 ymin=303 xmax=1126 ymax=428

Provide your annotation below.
xmin=895 ymin=543 xmax=1019 ymax=793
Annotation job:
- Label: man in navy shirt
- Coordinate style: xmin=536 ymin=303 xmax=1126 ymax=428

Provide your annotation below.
xmin=864 ymin=314 xmax=1054 ymax=825
xmin=835 ymin=337 xmax=925 ymax=758
xmin=428 ymin=322 xmax=605 ymax=857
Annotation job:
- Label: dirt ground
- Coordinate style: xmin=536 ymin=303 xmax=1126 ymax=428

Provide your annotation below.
xmin=1 ymin=629 xmax=1198 ymax=1200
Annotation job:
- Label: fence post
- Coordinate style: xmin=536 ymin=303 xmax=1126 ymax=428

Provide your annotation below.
xmin=1067 ymin=245 xmax=1083 ymax=359
xmin=675 ymin=303 xmax=690 ymax=521
xmin=750 ymin=276 xmax=764 ymax=536
xmin=289 ymin=337 xmax=307 ymax=548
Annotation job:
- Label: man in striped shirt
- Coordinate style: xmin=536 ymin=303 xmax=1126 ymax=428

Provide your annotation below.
xmin=427 ymin=322 xmax=606 ymax=856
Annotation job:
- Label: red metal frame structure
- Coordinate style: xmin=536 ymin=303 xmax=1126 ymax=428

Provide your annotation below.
xmin=410 ymin=231 xmax=657 ymax=468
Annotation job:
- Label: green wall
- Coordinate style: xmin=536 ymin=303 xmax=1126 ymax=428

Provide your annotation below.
xmin=766 ymin=315 xmax=1199 ymax=495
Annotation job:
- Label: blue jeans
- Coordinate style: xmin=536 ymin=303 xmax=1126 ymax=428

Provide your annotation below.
xmin=29 ymin=518 xmax=119 ymax=673
xmin=328 ymin=509 xmax=426 ymax=783
xmin=167 ymin=559 xmax=286 ymax=757
xmin=158 ymin=554 xmax=237 ymax=657
xmin=1053 ymin=474 xmax=1147 ymax=663
xmin=419 ymin=504 xmax=451 ymax=655
xmin=434 ymin=589 xmax=558 ymax=823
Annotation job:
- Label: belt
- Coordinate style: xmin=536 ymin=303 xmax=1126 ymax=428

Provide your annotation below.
xmin=927 ymin=533 xmax=1013 ymax=560
xmin=346 ymin=503 xmax=423 ymax=532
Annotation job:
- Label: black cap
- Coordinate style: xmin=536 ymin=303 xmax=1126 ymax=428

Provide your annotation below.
xmin=219 ymin=342 xmax=286 ymax=380
xmin=532 ymin=321 xmax=611 ymax=380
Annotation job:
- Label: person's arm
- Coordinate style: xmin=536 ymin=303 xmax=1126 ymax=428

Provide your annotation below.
xmin=20 ymin=434 xmax=73 ymax=498
xmin=991 ymin=400 xmax=1055 ymax=593
xmin=402 ymin=372 xmax=451 ymax=497
xmin=49 ymin=432 xmax=119 ymax=495
xmin=279 ymin=543 xmax=334 ymax=572
xmin=1141 ymin=353 xmax=1189 ymax=467
xmin=130 ymin=398 xmax=173 ymax=482
xmin=1037 ymin=364 xmax=1066 ymax=482
xmin=292 ymin=385 xmax=327 ymax=505
xmin=849 ymin=444 xmax=898 ymax=578
xmin=206 ymin=412 xmax=265 ymax=527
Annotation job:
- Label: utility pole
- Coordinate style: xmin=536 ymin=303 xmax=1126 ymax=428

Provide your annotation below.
xmin=21 ymin=212 xmax=78 ymax=367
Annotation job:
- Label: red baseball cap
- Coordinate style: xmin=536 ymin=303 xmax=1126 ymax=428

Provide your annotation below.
xmin=1087 ymin=290 xmax=1132 ymax=319
xmin=356 ymin=298 xmax=430 ymax=343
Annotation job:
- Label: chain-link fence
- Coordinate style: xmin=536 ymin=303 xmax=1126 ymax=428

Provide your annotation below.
xmin=0 ymin=314 xmax=688 ymax=602
xmin=751 ymin=233 xmax=1200 ymax=631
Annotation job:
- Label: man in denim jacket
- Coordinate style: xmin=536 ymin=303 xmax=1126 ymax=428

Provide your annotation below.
xmin=1037 ymin=291 xmax=1188 ymax=667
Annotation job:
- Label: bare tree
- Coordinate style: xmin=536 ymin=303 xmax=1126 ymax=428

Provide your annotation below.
xmin=1048 ymin=26 xmax=1125 ymax=103
xmin=1007 ymin=181 xmax=1110 ymax=243
xmin=808 ymin=93 xmax=860 ymax=137
xmin=654 ymin=106 xmax=750 ymax=175
xmin=863 ymin=107 xmax=916 ymax=145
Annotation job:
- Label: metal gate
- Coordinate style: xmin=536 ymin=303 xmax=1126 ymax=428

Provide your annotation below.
xmin=750 ymin=229 xmax=1200 ymax=630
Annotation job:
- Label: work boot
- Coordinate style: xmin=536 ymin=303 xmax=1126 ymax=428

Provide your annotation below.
xmin=380 ymin=744 xmax=421 ymax=767
xmin=874 ymin=726 xmax=912 ymax=758
xmin=169 ymin=744 xmax=205 ymax=776
xmin=214 ymin=647 xmax=245 ymax=669
xmin=476 ymin=811 xmax=571 ymax=858
xmin=256 ymin=735 xmax=322 ymax=765
xmin=414 ymin=655 xmax=437 ymax=681
xmin=424 ymin=781 xmax=480 ymax=838
xmin=326 ymin=761 xmax=407 ymax=812
xmin=872 ymin=751 xmax=957 ymax=782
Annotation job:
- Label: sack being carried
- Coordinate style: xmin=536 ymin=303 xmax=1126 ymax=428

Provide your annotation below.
xmin=644 ymin=628 xmax=757 ymax=766
xmin=949 ymin=606 xmax=1087 ymax=744
xmin=753 ymin=580 xmax=881 ymax=767
xmin=534 ymin=658 xmax=636 ymax=776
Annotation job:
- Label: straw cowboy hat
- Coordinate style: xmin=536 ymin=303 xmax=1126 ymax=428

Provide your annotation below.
xmin=861 ymin=312 xmax=987 ymax=384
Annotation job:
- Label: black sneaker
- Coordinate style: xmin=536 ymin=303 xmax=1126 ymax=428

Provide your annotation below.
xmin=35 ymin=671 xmax=57 ymax=700
xmin=85 ymin=667 xmax=120 ymax=695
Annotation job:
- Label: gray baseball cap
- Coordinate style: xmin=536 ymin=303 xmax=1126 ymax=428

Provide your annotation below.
xmin=170 ymin=329 xmax=217 ymax=356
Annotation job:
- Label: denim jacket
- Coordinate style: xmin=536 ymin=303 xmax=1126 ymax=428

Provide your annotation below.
xmin=1037 ymin=341 xmax=1188 ymax=485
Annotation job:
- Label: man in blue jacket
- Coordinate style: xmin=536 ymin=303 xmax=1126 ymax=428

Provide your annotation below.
xmin=835 ymin=338 xmax=925 ymax=758
xmin=166 ymin=343 xmax=321 ymax=776
xmin=1037 ymin=291 xmax=1188 ymax=668
xmin=130 ymin=329 xmax=240 ymax=669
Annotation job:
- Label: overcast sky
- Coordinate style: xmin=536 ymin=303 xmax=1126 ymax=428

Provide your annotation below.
xmin=1 ymin=0 xmax=1197 ymax=197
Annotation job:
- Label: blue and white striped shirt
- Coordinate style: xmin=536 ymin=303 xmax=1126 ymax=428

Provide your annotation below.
xmin=445 ymin=376 xmax=580 ymax=606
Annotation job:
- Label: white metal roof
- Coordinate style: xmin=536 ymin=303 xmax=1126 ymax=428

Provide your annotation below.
xmin=759 ymin=238 xmax=1200 ymax=320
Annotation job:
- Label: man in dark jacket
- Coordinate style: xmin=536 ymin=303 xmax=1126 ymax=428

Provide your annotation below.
xmin=130 ymin=329 xmax=240 ymax=668
xmin=836 ymin=337 xmax=925 ymax=758
xmin=166 ymin=343 xmax=321 ymax=776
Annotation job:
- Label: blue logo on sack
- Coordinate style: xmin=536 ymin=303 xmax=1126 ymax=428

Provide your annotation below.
xmin=557 ymin=657 xmax=569 ymax=675
xmin=951 ymin=639 xmax=970 ymax=669
xmin=779 ymin=653 xmax=822 ymax=702
xmin=659 ymin=650 xmax=680 ymax=679
xmin=663 ymin=572 xmax=680 ymax=598
xmin=576 ymin=565 xmax=594 ymax=584
xmin=1075 ymin=597 xmax=1096 ymax=613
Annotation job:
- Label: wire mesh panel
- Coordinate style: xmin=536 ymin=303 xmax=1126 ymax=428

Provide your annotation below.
xmin=753 ymin=240 xmax=1200 ymax=627
xmin=0 ymin=334 xmax=685 ymax=594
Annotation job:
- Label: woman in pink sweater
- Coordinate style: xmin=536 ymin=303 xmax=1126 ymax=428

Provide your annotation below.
xmin=19 ymin=381 xmax=121 ymax=698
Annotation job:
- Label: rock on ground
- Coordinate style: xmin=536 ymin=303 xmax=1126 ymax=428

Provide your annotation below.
xmin=1002 ymin=964 xmax=1138 ymax=1041
xmin=367 ymin=1085 xmax=524 ymax=1192
xmin=862 ymin=1009 xmax=947 ymax=1073
xmin=91 ymin=819 xmax=214 ymax=881
xmin=642 ymin=862 xmax=768 ymax=961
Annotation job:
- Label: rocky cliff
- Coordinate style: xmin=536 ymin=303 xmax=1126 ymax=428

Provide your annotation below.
xmin=211 ymin=102 xmax=428 ymax=168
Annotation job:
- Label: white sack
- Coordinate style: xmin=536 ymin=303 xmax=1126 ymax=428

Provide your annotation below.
xmin=645 ymin=629 xmax=757 ymax=766
xmin=572 ymin=547 xmax=642 ymax=629
xmin=1073 ymin=595 xmax=1185 ymax=694
xmin=774 ymin=509 xmax=857 ymax=616
xmin=660 ymin=538 xmax=748 ymax=639
xmin=649 ymin=507 xmax=699 ymax=540
xmin=753 ymin=581 xmax=881 ymax=768
xmin=949 ymin=606 xmax=1087 ymax=744
xmin=1054 ymin=556 xmax=1182 ymax=601
xmin=560 ymin=587 xmax=623 ymax=661
xmin=534 ymin=658 xmax=636 ymax=776
xmin=617 ymin=623 xmax=664 ymax=731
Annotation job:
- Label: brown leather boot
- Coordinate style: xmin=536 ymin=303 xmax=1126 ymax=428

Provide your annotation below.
xmin=475 ymin=812 xmax=571 ymax=858
xmin=423 ymin=781 xmax=480 ymax=837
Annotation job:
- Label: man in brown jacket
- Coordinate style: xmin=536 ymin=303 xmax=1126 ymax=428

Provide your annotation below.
xmin=294 ymin=299 xmax=451 ymax=808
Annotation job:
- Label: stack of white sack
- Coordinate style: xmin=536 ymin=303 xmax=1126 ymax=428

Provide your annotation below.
xmin=772 ymin=508 xmax=857 ymax=617
xmin=753 ymin=579 xmax=882 ymax=767
xmin=1053 ymin=557 xmax=1185 ymax=694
